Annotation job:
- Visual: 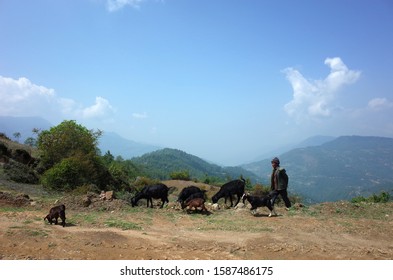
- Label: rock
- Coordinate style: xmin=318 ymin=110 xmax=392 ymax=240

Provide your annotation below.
xmin=211 ymin=203 xmax=220 ymax=211
xmin=105 ymin=191 xmax=114 ymax=201
xmin=82 ymin=196 xmax=92 ymax=207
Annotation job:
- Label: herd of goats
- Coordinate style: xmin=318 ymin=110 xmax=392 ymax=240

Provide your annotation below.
xmin=44 ymin=178 xmax=277 ymax=227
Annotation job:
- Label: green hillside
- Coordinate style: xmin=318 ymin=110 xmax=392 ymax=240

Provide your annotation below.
xmin=131 ymin=148 xmax=261 ymax=183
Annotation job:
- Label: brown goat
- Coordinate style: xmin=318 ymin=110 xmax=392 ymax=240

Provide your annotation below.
xmin=44 ymin=204 xmax=66 ymax=227
xmin=182 ymin=198 xmax=208 ymax=213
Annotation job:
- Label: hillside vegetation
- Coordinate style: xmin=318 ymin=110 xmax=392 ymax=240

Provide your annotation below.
xmin=131 ymin=148 xmax=260 ymax=183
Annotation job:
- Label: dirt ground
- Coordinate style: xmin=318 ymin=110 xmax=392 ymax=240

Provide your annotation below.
xmin=1 ymin=180 xmax=392 ymax=260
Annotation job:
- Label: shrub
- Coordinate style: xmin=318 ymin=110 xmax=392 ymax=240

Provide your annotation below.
xmin=3 ymin=161 xmax=39 ymax=184
xmin=133 ymin=176 xmax=159 ymax=188
xmin=41 ymin=157 xmax=92 ymax=191
xmin=351 ymin=191 xmax=391 ymax=203
xmin=170 ymin=170 xmax=191 ymax=181
xmin=71 ymin=184 xmax=100 ymax=195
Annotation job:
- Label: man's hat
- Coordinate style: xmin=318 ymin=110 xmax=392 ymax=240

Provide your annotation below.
xmin=271 ymin=157 xmax=280 ymax=164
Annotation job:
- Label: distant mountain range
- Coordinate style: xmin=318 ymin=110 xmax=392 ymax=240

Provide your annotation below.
xmin=248 ymin=135 xmax=336 ymax=163
xmin=98 ymin=131 xmax=160 ymax=159
xmin=0 ymin=116 xmax=52 ymax=141
xmin=243 ymin=136 xmax=393 ymax=203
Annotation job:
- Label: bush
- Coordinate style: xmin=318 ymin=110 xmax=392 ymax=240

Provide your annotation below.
xmin=169 ymin=170 xmax=191 ymax=181
xmin=3 ymin=160 xmax=39 ymax=184
xmin=133 ymin=176 xmax=159 ymax=188
xmin=71 ymin=184 xmax=100 ymax=195
xmin=351 ymin=192 xmax=391 ymax=203
xmin=251 ymin=184 xmax=271 ymax=196
xmin=41 ymin=157 xmax=92 ymax=191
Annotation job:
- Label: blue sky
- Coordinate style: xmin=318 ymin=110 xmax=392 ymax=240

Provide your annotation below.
xmin=1 ymin=0 xmax=393 ymax=165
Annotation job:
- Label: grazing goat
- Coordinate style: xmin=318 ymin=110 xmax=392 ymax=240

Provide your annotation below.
xmin=44 ymin=204 xmax=66 ymax=227
xmin=181 ymin=197 xmax=208 ymax=213
xmin=177 ymin=186 xmax=206 ymax=204
xmin=212 ymin=178 xmax=245 ymax=207
xmin=131 ymin=183 xmax=169 ymax=208
xmin=242 ymin=193 xmax=277 ymax=217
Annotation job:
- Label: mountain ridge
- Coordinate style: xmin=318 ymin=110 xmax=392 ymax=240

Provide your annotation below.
xmin=130 ymin=148 xmax=261 ymax=183
xmin=243 ymin=135 xmax=393 ymax=203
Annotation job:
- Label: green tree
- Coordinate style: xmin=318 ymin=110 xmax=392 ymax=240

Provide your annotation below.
xmin=37 ymin=120 xmax=108 ymax=191
xmin=37 ymin=120 xmax=101 ymax=169
xmin=102 ymin=150 xmax=115 ymax=166
xmin=13 ymin=132 xmax=21 ymax=143
xmin=24 ymin=137 xmax=37 ymax=147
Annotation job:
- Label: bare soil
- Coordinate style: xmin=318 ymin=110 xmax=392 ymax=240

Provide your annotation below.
xmin=1 ymin=180 xmax=392 ymax=260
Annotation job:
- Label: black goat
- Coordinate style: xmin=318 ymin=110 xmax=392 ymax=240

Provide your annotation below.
xmin=44 ymin=204 xmax=66 ymax=227
xmin=177 ymin=186 xmax=206 ymax=204
xmin=131 ymin=183 xmax=169 ymax=208
xmin=211 ymin=178 xmax=245 ymax=207
xmin=242 ymin=193 xmax=276 ymax=217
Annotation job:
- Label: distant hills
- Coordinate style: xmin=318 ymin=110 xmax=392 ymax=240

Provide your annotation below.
xmin=248 ymin=135 xmax=336 ymax=163
xmin=98 ymin=131 xmax=160 ymax=159
xmin=130 ymin=148 xmax=260 ymax=183
xmin=0 ymin=116 xmax=52 ymax=141
xmin=243 ymin=136 xmax=393 ymax=203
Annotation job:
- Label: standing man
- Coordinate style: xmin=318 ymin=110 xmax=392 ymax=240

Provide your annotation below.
xmin=270 ymin=157 xmax=291 ymax=210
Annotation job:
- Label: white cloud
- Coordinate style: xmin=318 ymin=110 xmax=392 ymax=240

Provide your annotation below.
xmin=132 ymin=112 xmax=148 ymax=119
xmin=0 ymin=75 xmax=56 ymax=118
xmin=0 ymin=75 xmax=115 ymax=122
xmin=106 ymin=0 xmax=145 ymax=12
xmin=82 ymin=97 xmax=115 ymax=119
xmin=367 ymin=97 xmax=393 ymax=110
xmin=283 ymin=57 xmax=361 ymax=122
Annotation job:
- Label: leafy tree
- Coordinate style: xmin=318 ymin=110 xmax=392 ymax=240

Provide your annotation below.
xmin=37 ymin=120 xmax=101 ymax=169
xmin=24 ymin=137 xmax=37 ymax=147
xmin=37 ymin=120 xmax=108 ymax=191
xmin=13 ymin=132 xmax=21 ymax=143
xmin=32 ymin=128 xmax=41 ymax=136
xmin=102 ymin=150 xmax=115 ymax=166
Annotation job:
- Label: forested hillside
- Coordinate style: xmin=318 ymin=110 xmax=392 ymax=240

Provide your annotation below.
xmin=131 ymin=148 xmax=260 ymax=183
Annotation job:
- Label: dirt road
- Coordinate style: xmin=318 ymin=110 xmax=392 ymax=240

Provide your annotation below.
xmin=1 ymin=200 xmax=392 ymax=260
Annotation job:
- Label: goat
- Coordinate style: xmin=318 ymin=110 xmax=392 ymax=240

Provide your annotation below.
xmin=44 ymin=204 xmax=66 ymax=227
xmin=211 ymin=178 xmax=245 ymax=207
xmin=177 ymin=186 xmax=206 ymax=204
xmin=131 ymin=183 xmax=169 ymax=208
xmin=242 ymin=193 xmax=277 ymax=217
xmin=181 ymin=197 xmax=208 ymax=213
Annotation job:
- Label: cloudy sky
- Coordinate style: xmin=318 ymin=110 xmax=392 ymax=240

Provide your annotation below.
xmin=1 ymin=0 xmax=393 ymax=165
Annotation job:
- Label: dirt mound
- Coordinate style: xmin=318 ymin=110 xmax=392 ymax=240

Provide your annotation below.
xmin=0 ymin=191 xmax=32 ymax=207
